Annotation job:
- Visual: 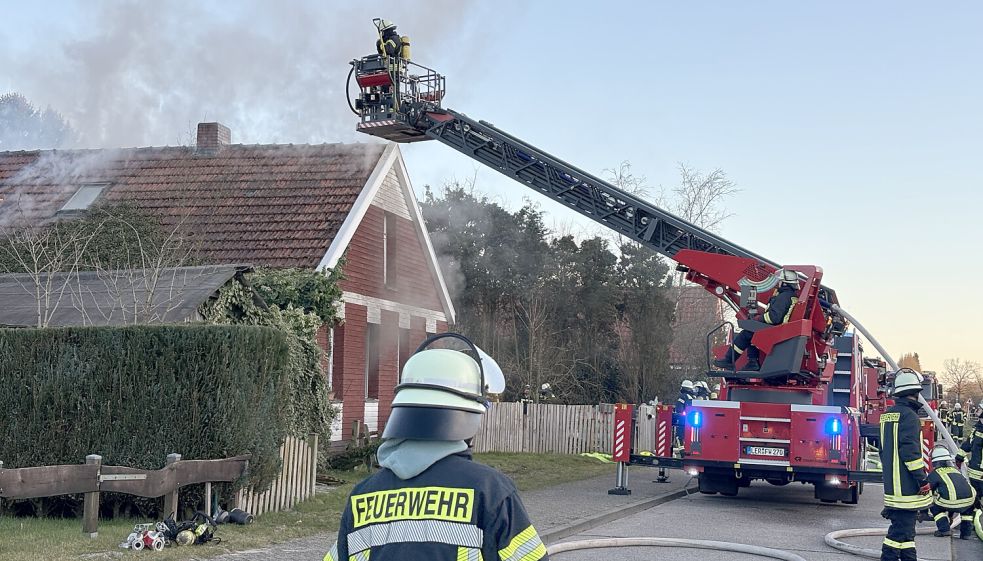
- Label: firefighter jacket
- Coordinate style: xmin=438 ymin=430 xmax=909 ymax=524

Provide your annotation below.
xmin=376 ymin=30 xmax=403 ymax=58
xmin=957 ymin=419 xmax=983 ymax=481
xmin=879 ymin=399 xmax=931 ymax=510
xmin=762 ymin=284 xmax=798 ymax=325
xmin=939 ymin=408 xmax=952 ymax=425
xmin=952 ymin=410 xmax=966 ymax=429
xmin=675 ymin=389 xmax=694 ymax=414
xmin=928 ymin=466 xmax=977 ymax=510
xmin=325 ymin=451 xmax=548 ymax=561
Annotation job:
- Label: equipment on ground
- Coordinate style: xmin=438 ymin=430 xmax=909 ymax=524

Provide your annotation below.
xmin=347 ymin=33 xmax=948 ymax=504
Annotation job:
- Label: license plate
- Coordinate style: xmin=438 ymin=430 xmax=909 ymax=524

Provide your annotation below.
xmin=745 ymin=446 xmax=785 ymax=457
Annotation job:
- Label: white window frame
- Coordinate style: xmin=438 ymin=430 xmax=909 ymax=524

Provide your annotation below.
xmin=60 ymin=183 xmax=108 ymax=212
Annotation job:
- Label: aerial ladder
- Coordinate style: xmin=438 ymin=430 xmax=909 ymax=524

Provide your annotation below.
xmin=347 ymin=45 xmax=946 ymax=503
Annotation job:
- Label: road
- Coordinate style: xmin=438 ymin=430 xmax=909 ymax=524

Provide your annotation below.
xmin=553 ymin=480 xmax=953 ymax=561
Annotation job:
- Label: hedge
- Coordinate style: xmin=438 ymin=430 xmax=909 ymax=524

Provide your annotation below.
xmin=0 ymin=325 xmax=295 ymax=515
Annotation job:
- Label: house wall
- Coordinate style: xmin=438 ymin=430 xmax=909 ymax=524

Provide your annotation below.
xmin=328 ymin=166 xmax=452 ymax=441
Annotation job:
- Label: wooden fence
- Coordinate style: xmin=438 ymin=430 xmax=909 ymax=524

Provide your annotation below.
xmin=233 ymin=433 xmax=318 ymax=517
xmin=472 ymin=402 xmax=658 ymax=454
xmin=0 ymin=453 xmax=250 ymax=537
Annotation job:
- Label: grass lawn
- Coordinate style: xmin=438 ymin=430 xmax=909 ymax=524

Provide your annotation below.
xmin=0 ymin=453 xmax=609 ymax=561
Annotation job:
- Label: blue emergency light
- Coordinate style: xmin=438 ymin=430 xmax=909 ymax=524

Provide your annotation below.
xmin=825 ymin=417 xmax=842 ymax=435
xmin=689 ymin=410 xmax=703 ymax=428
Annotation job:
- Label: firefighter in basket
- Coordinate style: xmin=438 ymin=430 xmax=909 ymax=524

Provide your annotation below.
xmin=324 ymin=333 xmax=548 ymax=561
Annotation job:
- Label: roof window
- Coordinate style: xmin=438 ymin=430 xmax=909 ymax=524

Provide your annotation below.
xmin=60 ymin=183 xmax=107 ymax=212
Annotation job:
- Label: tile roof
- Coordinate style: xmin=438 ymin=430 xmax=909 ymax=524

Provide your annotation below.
xmin=0 ymin=143 xmax=387 ymax=268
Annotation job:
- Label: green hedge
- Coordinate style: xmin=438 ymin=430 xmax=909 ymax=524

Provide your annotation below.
xmin=0 ymin=325 xmax=295 ymax=515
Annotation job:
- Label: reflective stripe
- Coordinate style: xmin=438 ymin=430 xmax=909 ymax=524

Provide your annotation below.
xmin=884 ymin=492 xmax=933 ymax=509
xmin=882 ymin=538 xmax=916 ymax=549
xmin=733 ymin=344 xmax=744 ymax=353
xmin=937 ymin=495 xmax=977 ymax=510
xmin=325 ymin=542 xmax=338 ymax=561
xmin=968 ymin=467 xmax=983 ymax=481
xmin=934 ymin=512 xmax=948 ymax=521
xmin=347 ymin=520 xmax=483 ymax=552
xmin=904 ymin=458 xmax=926 ymax=471
xmin=499 ymin=525 xmax=546 ymax=561
xmin=975 ymin=509 xmax=983 ymax=541
xmin=349 ymin=550 xmax=371 ymax=561
xmin=782 ymin=297 xmax=798 ymax=323
xmin=458 ymin=546 xmax=483 ymax=561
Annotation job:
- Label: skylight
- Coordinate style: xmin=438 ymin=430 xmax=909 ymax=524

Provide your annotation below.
xmin=60 ymin=183 xmax=107 ymax=212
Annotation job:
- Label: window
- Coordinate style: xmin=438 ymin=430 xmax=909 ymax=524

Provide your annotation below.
xmin=60 ymin=183 xmax=107 ymax=212
xmin=365 ymin=324 xmax=380 ymax=399
xmin=383 ymin=212 xmax=398 ymax=288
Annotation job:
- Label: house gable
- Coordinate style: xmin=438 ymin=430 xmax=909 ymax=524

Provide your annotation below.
xmin=318 ymin=145 xmax=455 ymax=325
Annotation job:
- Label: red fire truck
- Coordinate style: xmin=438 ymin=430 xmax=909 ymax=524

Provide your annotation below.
xmin=346 ymin=40 xmax=936 ymax=504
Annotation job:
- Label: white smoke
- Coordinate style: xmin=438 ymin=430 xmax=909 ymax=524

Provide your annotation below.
xmin=0 ymin=0 xmax=480 ymax=148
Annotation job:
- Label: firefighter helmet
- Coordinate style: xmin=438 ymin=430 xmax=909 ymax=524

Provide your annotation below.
xmin=383 ymin=333 xmax=501 ymax=441
xmin=955 ymin=402 xmax=962 ymax=411
xmin=940 ymin=400 xmax=948 ymax=407
xmin=378 ymin=19 xmax=397 ymax=31
xmin=779 ymin=268 xmax=800 ymax=288
xmin=930 ymin=446 xmax=954 ymax=464
xmin=891 ymin=369 xmax=922 ymax=398
xmin=681 ymin=380 xmax=695 ymax=391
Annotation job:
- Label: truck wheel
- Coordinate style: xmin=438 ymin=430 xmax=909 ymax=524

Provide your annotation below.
xmin=766 ymin=479 xmax=789 ymax=486
xmin=843 ymin=485 xmax=860 ymax=505
xmin=697 ymin=474 xmax=718 ymax=494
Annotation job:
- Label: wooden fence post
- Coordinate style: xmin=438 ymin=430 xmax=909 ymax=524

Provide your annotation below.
xmin=162 ymin=453 xmax=182 ymax=518
xmin=82 ymin=454 xmax=101 ymax=538
xmin=309 ymin=432 xmax=319 ymax=497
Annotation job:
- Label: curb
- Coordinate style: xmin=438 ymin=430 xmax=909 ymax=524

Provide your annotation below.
xmin=541 ymin=484 xmax=698 ymax=544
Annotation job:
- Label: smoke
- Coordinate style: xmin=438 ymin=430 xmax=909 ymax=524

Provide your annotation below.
xmin=0 ymin=1 xmax=480 ymax=148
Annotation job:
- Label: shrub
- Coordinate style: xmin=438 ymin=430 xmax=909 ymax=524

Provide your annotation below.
xmin=0 ymin=325 xmax=292 ymax=516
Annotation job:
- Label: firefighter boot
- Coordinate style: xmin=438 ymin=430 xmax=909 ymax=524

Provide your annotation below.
xmin=712 ymin=348 xmax=736 ymax=369
xmin=933 ymin=509 xmax=951 ymax=536
xmin=959 ymin=518 xmax=973 ymax=539
xmin=742 ymin=347 xmax=761 ymax=371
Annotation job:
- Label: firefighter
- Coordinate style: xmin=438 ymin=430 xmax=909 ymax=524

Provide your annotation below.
xmin=694 ymin=381 xmax=710 ymax=400
xmin=676 ymin=380 xmax=695 ymax=413
xmin=878 ymin=369 xmax=932 ymax=561
xmin=711 ymin=383 xmax=721 ymax=400
xmin=713 ymin=269 xmax=799 ymax=371
xmin=324 ymin=333 xmax=548 ymax=561
xmin=952 ymin=402 xmax=966 ymax=439
xmin=939 ymin=401 xmax=951 ymax=430
xmin=927 ymin=446 xmax=977 ymax=538
xmin=956 ymin=412 xmax=983 ymax=540
xmin=375 ymin=19 xmax=404 ymax=59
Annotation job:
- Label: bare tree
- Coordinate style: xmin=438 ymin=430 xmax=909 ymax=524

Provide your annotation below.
xmin=942 ymin=358 xmax=980 ymax=403
xmin=0 ymin=219 xmax=105 ymax=327
xmin=72 ymin=210 xmax=201 ymax=325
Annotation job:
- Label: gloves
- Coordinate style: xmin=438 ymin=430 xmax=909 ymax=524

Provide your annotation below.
xmin=918 ymin=483 xmax=931 ymax=495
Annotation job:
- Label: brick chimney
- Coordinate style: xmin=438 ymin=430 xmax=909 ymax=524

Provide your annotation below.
xmin=196 ymin=122 xmax=231 ymax=155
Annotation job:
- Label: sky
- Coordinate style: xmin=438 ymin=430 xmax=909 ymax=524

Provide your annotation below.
xmin=2 ymin=1 xmax=980 ymax=372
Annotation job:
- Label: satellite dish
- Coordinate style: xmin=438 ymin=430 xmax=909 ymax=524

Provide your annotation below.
xmin=474 ymin=344 xmax=505 ymax=394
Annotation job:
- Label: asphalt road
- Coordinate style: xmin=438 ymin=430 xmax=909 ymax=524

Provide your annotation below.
xmin=554 ymin=481 xmax=953 ymax=561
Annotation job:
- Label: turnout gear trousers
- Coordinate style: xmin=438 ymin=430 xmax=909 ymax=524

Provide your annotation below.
xmin=878 ymin=400 xmax=931 ymax=511
xmin=881 ymin=509 xmax=917 ymax=561
xmin=957 ymin=421 xmax=983 ymax=483
xmin=952 ymin=411 xmax=966 ymax=438
xmin=325 ymin=452 xmax=548 ymax=561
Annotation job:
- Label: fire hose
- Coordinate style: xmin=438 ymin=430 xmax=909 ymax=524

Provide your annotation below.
xmin=547 ymin=538 xmax=808 ymax=560
xmin=831 ymin=304 xmax=961 ymax=457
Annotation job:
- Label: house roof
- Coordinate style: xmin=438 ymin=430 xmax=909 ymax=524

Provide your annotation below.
xmin=0 ymin=143 xmax=387 ymax=268
xmin=0 ymin=264 xmax=249 ymax=327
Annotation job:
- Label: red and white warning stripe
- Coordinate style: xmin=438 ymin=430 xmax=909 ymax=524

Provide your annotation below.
xmin=614 ymin=419 xmax=627 ymax=459
xmin=656 ymin=420 xmax=669 ymax=457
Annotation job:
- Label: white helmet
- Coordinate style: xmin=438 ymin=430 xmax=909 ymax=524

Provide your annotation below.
xmin=779 ymin=268 xmax=800 ymax=288
xmin=941 ymin=400 xmax=948 ymax=407
xmin=713 ymin=384 xmax=721 ymax=392
xmin=681 ymin=380 xmax=695 ymax=391
xmin=955 ymin=402 xmax=962 ymax=411
xmin=378 ymin=19 xmax=397 ymax=31
xmin=383 ymin=333 xmax=499 ymax=441
xmin=891 ymin=369 xmax=922 ymax=398
xmin=931 ymin=446 xmax=954 ymax=464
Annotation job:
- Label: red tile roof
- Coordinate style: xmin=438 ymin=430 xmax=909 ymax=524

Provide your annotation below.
xmin=0 ymin=143 xmax=386 ymax=268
